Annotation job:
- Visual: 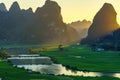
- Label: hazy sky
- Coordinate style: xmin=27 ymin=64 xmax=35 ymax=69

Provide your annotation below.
xmin=0 ymin=0 xmax=120 ymax=24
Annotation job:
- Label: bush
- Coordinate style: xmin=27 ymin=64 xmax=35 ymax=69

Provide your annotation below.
xmin=0 ymin=50 xmax=10 ymax=59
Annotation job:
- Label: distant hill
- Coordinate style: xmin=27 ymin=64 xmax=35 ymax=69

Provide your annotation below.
xmin=68 ymin=20 xmax=91 ymax=39
xmin=68 ymin=20 xmax=91 ymax=30
xmin=81 ymin=3 xmax=120 ymax=44
xmin=0 ymin=0 xmax=80 ymax=45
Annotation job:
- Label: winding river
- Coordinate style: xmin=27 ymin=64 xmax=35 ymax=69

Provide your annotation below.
xmin=16 ymin=64 xmax=120 ymax=78
xmin=8 ymin=55 xmax=120 ymax=78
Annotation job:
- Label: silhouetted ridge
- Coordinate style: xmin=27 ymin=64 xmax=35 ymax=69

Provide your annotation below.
xmin=0 ymin=3 xmax=7 ymax=12
xmin=27 ymin=8 xmax=33 ymax=13
xmin=81 ymin=3 xmax=119 ymax=44
xmin=94 ymin=3 xmax=117 ymax=24
xmin=22 ymin=8 xmax=33 ymax=15
xmin=23 ymin=0 xmax=79 ymax=44
xmin=45 ymin=0 xmax=60 ymax=13
xmin=0 ymin=0 xmax=79 ymax=45
xmin=35 ymin=0 xmax=61 ymax=16
xmin=9 ymin=1 xmax=21 ymax=13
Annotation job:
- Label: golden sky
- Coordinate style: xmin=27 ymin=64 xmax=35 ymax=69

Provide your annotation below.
xmin=0 ymin=0 xmax=120 ymax=24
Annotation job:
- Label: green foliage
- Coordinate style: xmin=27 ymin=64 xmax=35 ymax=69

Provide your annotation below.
xmin=0 ymin=45 xmax=120 ymax=79
xmin=28 ymin=46 xmax=60 ymax=54
xmin=28 ymin=48 xmax=37 ymax=54
xmin=0 ymin=61 xmax=120 ymax=80
xmin=0 ymin=50 xmax=10 ymax=59
xmin=41 ymin=45 xmax=120 ymax=72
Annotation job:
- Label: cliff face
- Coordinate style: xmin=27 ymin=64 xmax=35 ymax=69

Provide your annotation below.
xmin=81 ymin=3 xmax=119 ymax=44
xmin=22 ymin=0 xmax=79 ymax=44
xmin=0 ymin=0 xmax=79 ymax=45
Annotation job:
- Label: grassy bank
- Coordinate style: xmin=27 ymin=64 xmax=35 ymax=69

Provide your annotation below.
xmin=1 ymin=45 xmax=120 ymax=80
xmin=41 ymin=45 xmax=120 ymax=73
xmin=0 ymin=61 xmax=120 ymax=80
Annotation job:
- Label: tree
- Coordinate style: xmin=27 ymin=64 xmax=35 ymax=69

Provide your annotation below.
xmin=58 ymin=45 xmax=64 ymax=51
xmin=0 ymin=50 xmax=10 ymax=59
xmin=28 ymin=48 xmax=35 ymax=54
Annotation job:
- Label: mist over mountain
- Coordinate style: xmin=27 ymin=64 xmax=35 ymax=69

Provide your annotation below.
xmin=68 ymin=20 xmax=91 ymax=39
xmin=0 ymin=0 xmax=79 ymax=45
xmin=69 ymin=20 xmax=91 ymax=30
xmin=81 ymin=3 xmax=120 ymax=44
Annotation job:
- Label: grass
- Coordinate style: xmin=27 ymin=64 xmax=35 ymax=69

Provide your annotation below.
xmin=1 ymin=61 xmax=120 ymax=80
xmin=1 ymin=45 xmax=120 ymax=80
xmin=0 ymin=44 xmax=42 ymax=49
xmin=40 ymin=45 xmax=120 ymax=73
xmin=0 ymin=44 xmax=67 ymax=49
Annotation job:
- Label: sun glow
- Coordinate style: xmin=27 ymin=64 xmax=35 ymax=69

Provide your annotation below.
xmin=0 ymin=0 xmax=120 ymax=24
xmin=117 ymin=15 xmax=120 ymax=25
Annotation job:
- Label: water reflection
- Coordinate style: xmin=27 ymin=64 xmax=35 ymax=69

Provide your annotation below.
xmin=8 ymin=55 xmax=120 ymax=78
xmin=16 ymin=64 xmax=120 ymax=78
xmin=16 ymin=64 xmax=102 ymax=77
xmin=113 ymin=73 xmax=120 ymax=78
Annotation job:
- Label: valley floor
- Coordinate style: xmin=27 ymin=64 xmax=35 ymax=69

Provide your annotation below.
xmin=1 ymin=45 xmax=120 ymax=80
xmin=0 ymin=61 xmax=120 ymax=80
xmin=41 ymin=45 xmax=120 ymax=73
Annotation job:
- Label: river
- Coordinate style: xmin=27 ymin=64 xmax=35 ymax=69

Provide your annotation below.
xmin=8 ymin=55 xmax=120 ymax=78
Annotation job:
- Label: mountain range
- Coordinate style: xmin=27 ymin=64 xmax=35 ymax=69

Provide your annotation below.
xmin=0 ymin=0 xmax=118 ymax=47
xmin=0 ymin=0 xmax=80 ymax=45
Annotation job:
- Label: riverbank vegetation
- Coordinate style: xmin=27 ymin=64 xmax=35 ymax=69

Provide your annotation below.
xmin=0 ymin=61 xmax=120 ymax=80
xmin=41 ymin=45 xmax=120 ymax=73
xmin=1 ymin=45 xmax=120 ymax=80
